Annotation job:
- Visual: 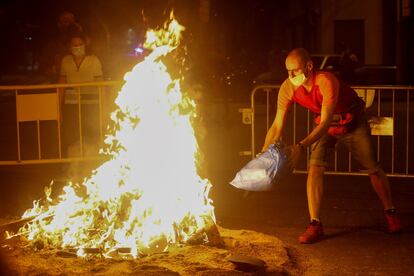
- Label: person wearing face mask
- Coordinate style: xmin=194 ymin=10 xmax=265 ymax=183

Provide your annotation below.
xmin=59 ymin=34 xmax=103 ymax=105
xmin=59 ymin=35 xmax=102 ymax=83
xmin=59 ymin=34 xmax=103 ymax=159
xmin=261 ymin=48 xmax=401 ymax=244
xmin=39 ymin=11 xmax=84 ymax=82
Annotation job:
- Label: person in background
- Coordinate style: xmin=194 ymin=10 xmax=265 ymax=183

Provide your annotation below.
xmin=58 ymin=33 xmax=103 ymax=164
xmin=262 ymin=48 xmax=402 ymax=244
xmin=58 ymin=33 xmax=103 ymax=105
xmin=339 ymin=44 xmax=360 ymax=84
xmin=39 ymin=11 xmax=84 ymax=82
xmin=57 ymin=11 xmax=84 ymax=46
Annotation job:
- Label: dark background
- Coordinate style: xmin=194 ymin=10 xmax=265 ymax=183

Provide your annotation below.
xmin=1 ymin=0 xmax=413 ymax=99
xmin=0 ymin=3 xmax=413 ymax=274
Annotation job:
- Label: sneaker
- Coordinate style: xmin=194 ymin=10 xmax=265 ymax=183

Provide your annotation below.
xmin=299 ymin=220 xmax=324 ymax=244
xmin=385 ymin=209 xmax=402 ymax=233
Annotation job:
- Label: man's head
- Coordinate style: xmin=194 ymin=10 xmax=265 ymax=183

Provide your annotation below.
xmin=285 ymin=48 xmax=313 ymax=86
xmin=58 ymin=11 xmax=76 ymax=30
xmin=69 ymin=35 xmax=87 ymax=58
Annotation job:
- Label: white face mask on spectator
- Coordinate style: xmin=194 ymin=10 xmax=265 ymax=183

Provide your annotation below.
xmin=71 ymin=45 xmax=86 ymax=57
xmin=289 ymin=73 xmax=307 ymax=86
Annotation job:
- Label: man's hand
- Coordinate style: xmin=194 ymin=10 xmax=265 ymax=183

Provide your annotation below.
xmin=287 ymin=143 xmax=304 ymax=170
xmin=256 ymin=148 xmax=267 ymax=158
xmin=257 ymin=144 xmax=271 ymax=157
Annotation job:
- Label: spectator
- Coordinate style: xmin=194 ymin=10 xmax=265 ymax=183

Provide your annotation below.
xmin=339 ymin=44 xmax=360 ymax=84
xmin=39 ymin=11 xmax=84 ymax=82
xmin=59 ymin=33 xmax=103 ymax=162
xmin=58 ymin=33 xmax=103 ymax=105
xmin=57 ymin=11 xmax=84 ymax=47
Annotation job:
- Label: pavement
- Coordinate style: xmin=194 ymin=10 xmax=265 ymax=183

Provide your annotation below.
xmin=0 ymin=100 xmax=413 ymax=275
xmin=199 ymin=98 xmax=414 ymax=275
xmin=0 ymin=163 xmax=413 ymax=275
xmin=213 ymin=173 xmax=414 ymax=275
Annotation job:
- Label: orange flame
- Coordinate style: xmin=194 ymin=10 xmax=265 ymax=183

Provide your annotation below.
xmin=17 ymin=15 xmax=215 ymax=258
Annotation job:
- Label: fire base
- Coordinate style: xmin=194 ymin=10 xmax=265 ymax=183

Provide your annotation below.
xmin=1 ymin=226 xmax=297 ymax=275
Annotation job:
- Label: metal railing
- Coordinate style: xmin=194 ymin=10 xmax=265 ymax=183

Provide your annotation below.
xmin=0 ymin=81 xmax=122 ymax=165
xmin=248 ymin=84 xmax=414 ymax=177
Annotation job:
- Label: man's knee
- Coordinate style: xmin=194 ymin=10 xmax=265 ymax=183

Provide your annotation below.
xmin=369 ymin=167 xmax=387 ymax=181
xmin=309 ymin=165 xmax=325 ymax=177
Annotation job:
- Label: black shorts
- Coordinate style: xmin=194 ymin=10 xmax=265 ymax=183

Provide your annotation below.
xmin=309 ymin=114 xmax=380 ymax=174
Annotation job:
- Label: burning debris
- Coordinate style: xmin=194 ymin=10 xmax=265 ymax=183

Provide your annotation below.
xmin=0 ymin=14 xmax=299 ymax=276
xmin=5 ymin=14 xmax=217 ymax=259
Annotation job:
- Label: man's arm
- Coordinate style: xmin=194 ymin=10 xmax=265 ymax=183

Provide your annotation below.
xmin=287 ymin=74 xmax=338 ymax=169
xmin=261 ymin=81 xmax=292 ymax=152
xmin=92 ymin=56 xmax=104 ymax=81
xmin=298 ymin=74 xmax=338 ymax=148
xmin=288 ymin=105 xmax=334 ymax=168
xmin=297 ymin=103 xmax=335 ymax=147
xmin=57 ymin=75 xmax=66 ymax=109
xmin=261 ymin=108 xmax=288 ymax=152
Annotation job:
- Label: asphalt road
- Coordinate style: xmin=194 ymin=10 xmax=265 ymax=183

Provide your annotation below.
xmin=0 ymin=97 xmax=413 ymax=274
xmin=213 ymin=173 xmax=414 ymax=275
xmin=1 ymin=163 xmax=413 ymax=275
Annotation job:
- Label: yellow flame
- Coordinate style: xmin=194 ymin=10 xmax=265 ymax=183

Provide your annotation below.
xmin=18 ymin=16 xmax=215 ymax=258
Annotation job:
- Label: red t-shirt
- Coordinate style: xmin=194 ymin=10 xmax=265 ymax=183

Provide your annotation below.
xmin=277 ymin=71 xmax=364 ymax=114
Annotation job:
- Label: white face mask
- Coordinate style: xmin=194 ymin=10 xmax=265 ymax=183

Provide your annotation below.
xmin=289 ymin=73 xmax=307 ymax=86
xmin=71 ymin=45 xmax=86 ymax=57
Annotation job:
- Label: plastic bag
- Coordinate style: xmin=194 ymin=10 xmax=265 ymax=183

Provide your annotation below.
xmin=230 ymin=142 xmax=291 ymax=191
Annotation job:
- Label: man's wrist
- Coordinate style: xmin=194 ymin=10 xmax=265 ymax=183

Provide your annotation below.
xmin=297 ymin=142 xmax=305 ymax=151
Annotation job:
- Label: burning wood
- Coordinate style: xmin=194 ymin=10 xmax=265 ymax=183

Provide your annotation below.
xmin=2 ymin=214 xmax=222 ymax=260
xmin=1 ymin=214 xmax=54 ymax=243
xmin=0 ymin=216 xmax=38 ymax=234
xmin=7 ymin=13 xmax=219 ymax=259
xmin=1 ymin=227 xmax=294 ymax=275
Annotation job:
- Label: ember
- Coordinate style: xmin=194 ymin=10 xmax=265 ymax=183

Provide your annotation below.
xmin=6 ymin=13 xmax=216 ymax=259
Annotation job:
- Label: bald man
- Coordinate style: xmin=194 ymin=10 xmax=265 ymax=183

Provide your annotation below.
xmin=262 ymin=48 xmax=401 ymax=244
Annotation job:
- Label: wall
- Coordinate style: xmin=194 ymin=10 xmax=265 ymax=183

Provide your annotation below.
xmin=320 ymin=0 xmax=383 ymax=64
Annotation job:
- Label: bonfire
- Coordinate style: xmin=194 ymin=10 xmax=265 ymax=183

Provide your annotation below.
xmin=1 ymin=14 xmax=297 ymax=276
xmin=7 ymin=13 xmax=216 ymax=259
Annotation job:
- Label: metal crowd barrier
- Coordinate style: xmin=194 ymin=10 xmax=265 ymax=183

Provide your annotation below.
xmin=0 ymin=81 xmax=122 ymax=165
xmin=246 ymin=84 xmax=414 ymax=177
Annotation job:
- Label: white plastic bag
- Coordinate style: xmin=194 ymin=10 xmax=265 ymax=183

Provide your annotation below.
xmin=230 ymin=142 xmax=290 ymax=191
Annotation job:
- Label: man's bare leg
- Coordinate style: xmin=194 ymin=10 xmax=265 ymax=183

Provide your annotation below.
xmin=299 ymin=165 xmax=325 ymax=243
xmin=369 ymin=168 xmax=402 ymax=233
xmin=307 ymin=165 xmax=325 ymax=220
xmin=369 ymin=168 xmax=393 ymax=209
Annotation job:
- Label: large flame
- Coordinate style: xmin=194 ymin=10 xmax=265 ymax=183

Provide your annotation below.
xmin=15 ymin=15 xmax=215 ymax=258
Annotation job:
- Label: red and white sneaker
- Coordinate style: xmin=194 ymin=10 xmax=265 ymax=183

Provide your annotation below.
xmin=299 ymin=220 xmax=324 ymax=244
xmin=385 ymin=209 xmax=402 ymax=233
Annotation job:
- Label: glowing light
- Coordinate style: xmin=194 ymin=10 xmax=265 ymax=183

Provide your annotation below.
xmin=16 ymin=14 xmax=215 ymax=258
xmin=134 ymin=47 xmax=144 ymax=54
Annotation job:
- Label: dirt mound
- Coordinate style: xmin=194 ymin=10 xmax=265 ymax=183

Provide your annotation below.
xmin=1 ymin=226 xmax=300 ymax=275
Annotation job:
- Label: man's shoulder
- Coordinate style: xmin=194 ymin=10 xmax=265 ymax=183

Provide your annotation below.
xmin=280 ymin=78 xmax=294 ymax=93
xmin=84 ymin=55 xmax=102 ymax=66
xmin=61 ymin=55 xmax=75 ymax=68
xmin=314 ymin=71 xmax=338 ymax=83
xmin=277 ymin=79 xmax=295 ymax=104
xmin=86 ymin=54 xmax=101 ymax=62
xmin=61 ymin=55 xmax=73 ymax=62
